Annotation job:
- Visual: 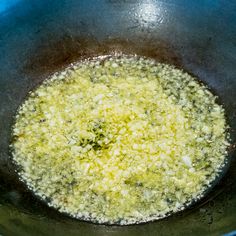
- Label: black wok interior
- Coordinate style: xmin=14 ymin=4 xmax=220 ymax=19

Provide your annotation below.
xmin=0 ymin=0 xmax=236 ymax=235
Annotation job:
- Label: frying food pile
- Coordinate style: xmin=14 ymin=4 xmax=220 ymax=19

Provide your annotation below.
xmin=11 ymin=56 xmax=229 ymax=224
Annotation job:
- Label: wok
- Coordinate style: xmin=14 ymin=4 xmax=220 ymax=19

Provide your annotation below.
xmin=0 ymin=0 xmax=236 ymax=235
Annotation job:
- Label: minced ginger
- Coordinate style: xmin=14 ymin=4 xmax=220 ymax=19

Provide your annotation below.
xmin=11 ymin=56 xmax=229 ymax=224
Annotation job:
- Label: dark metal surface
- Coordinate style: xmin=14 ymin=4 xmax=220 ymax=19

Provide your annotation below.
xmin=0 ymin=0 xmax=236 ymax=235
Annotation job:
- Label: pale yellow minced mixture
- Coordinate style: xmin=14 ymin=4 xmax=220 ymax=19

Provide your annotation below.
xmin=11 ymin=56 xmax=229 ymax=225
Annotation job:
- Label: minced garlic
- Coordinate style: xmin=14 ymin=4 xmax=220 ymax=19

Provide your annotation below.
xmin=11 ymin=56 xmax=229 ymax=225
